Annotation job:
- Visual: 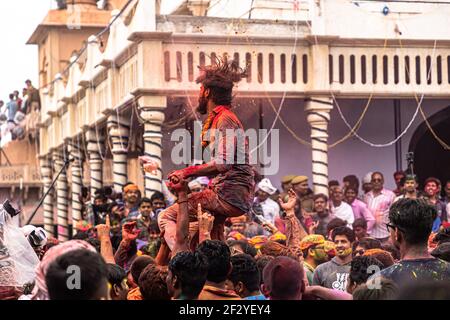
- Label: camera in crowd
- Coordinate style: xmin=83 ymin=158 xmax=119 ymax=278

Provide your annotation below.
xmin=2 ymin=200 xmax=21 ymax=218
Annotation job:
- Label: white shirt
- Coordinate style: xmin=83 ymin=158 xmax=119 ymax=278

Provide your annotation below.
xmin=330 ymin=201 xmax=354 ymax=228
xmin=364 ymin=189 xmax=396 ymax=240
xmin=254 ymin=197 xmax=280 ymax=225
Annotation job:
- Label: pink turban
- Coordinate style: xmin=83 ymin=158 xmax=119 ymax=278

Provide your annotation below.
xmin=28 ymin=240 xmax=96 ymax=300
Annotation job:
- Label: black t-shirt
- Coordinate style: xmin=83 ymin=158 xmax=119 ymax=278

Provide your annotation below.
xmin=377 ymin=258 xmax=450 ymax=285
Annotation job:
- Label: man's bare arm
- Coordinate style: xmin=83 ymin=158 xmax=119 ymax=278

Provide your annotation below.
xmin=172 ymin=189 xmax=190 ymax=257
xmin=96 ymin=216 xmax=115 ymax=264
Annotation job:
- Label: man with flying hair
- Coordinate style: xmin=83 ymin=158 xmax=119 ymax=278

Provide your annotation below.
xmin=153 ymin=59 xmax=255 ymax=250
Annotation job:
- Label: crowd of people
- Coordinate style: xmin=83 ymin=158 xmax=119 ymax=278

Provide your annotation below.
xmin=1 ymin=59 xmax=449 ymax=301
xmin=1 ymin=169 xmax=450 ymax=300
xmin=0 ymin=79 xmax=40 ymax=146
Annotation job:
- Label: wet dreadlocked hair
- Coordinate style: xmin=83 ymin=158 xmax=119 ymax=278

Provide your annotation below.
xmin=196 ymin=57 xmax=247 ymax=106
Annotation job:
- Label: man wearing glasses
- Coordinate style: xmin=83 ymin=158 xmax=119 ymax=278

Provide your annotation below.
xmin=364 ymin=172 xmax=396 ymax=243
xmin=370 ymin=199 xmax=450 ymax=285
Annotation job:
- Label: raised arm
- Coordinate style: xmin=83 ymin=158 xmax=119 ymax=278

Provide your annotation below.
xmin=171 ymin=179 xmax=190 ymax=257
xmin=279 ymin=189 xmax=308 ymax=248
xmin=198 ymin=203 xmax=215 ymax=244
xmin=96 ymin=215 xmax=115 ymax=264
xmin=114 ymin=221 xmax=140 ymax=268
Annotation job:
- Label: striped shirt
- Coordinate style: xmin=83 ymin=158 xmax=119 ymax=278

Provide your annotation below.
xmin=364 ymin=188 xmax=395 ymax=239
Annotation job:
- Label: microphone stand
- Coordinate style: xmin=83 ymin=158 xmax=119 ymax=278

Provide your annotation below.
xmin=25 ymin=158 xmax=73 ymax=225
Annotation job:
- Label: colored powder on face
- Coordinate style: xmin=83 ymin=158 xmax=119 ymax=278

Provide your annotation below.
xmin=339 ymin=248 xmax=353 ymax=257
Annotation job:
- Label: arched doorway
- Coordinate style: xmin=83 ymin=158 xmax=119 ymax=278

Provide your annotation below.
xmin=408 ymin=106 xmax=450 ymax=190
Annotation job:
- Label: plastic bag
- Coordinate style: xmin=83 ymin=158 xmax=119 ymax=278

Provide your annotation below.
xmin=0 ymin=203 xmax=39 ymax=287
xmin=14 ymin=111 xmax=25 ymax=123
xmin=12 ymin=126 xmax=25 ymax=140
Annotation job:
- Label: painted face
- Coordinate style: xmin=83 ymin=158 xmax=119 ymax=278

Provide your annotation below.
xmin=334 ymin=235 xmax=352 ymax=258
xmin=314 ymin=197 xmax=327 ymax=214
xmin=371 ymin=174 xmax=384 ymax=191
xmin=139 ymin=202 xmax=152 ymax=217
xmin=311 ymin=244 xmax=328 ymax=263
xmin=353 ymin=227 xmax=367 ymax=240
xmin=197 ymin=85 xmax=208 ymax=115
xmin=345 ymin=188 xmax=357 ymax=204
xmin=404 ymin=180 xmax=417 ymax=193
xmin=425 ymin=182 xmax=439 ymax=197
xmin=152 ymin=199 xmax=166 ymax=211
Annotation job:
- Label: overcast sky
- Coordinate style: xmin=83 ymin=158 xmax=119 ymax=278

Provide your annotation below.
xmin=0 ymin=0 xmax=183 ymax=101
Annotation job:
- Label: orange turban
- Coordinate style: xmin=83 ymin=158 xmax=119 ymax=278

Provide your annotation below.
xmin=124 ymin=184 xmax=139 ymax=193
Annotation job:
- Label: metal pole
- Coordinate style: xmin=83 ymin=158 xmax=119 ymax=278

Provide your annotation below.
xmin=394 ymin=99 xmax=402 ymax=171
xmin=25 ymin=158 xmax=72 ymax=225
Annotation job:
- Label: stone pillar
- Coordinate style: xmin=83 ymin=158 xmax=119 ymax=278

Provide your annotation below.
xmin=68 ymin=137 xmax=84 ymax=235
xmin=107 ymin=114 xmax=130 ymax=193
xmin=53 ymin=149 xmax=69 ymax=241
xmin=140 ymin=107 xmax=165 ymax=197
xmin=187 ymin=0 xmax=211 ymax=16
xmin=305 ymin=97 xmax=333 ymax=196
xmin=40 ymin=155 xmax=54 ymax=238
xmin=86 ymin=129 xmax=105 ymax=201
